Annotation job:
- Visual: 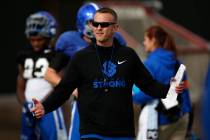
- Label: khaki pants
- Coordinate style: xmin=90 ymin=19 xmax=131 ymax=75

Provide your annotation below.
xmin=158 ymin=114 xmax=189 ymax=140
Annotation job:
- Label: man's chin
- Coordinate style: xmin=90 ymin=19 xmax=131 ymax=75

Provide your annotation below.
xmin=96 ymin=37 xmax=107 ymax=42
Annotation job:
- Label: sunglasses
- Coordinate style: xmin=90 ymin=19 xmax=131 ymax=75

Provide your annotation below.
xmin=91 ymin=21 xmax=116 ymax=28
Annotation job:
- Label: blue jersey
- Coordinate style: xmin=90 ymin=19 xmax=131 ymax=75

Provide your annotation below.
xmin=55 ymin=31 xmax=127 ymax=58
xmin=55 ymin=31 xmax=88 ymax=57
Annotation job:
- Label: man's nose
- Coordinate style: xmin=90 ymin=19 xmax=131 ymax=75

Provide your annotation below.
xmin=97 ymin=24 xmax=102 ymax=29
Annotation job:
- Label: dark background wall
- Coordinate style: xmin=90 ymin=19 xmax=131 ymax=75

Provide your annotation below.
xmin=160 ymin=0 xmax=210 ymax=41
xmin=0 ymin=0 xmax=209 ymax=94
xmin=0 ymin=0 xmax=82 ymax=94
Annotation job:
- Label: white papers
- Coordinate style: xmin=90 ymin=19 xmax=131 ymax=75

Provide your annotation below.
xmin=161 ymin=64 xmax=186 ymax=109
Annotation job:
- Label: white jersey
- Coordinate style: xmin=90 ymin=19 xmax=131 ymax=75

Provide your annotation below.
xmin=25 ymin=78 xmax=53 ymax=102
xmin=17 ymin=47 xmax=56 ymax=102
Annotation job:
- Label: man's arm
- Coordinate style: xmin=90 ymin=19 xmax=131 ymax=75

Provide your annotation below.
xmin=31 ymin=76 xmax=75 ymax=118
xmin=44 ymin=55 xmax=71 ymax=132
xmin=133 ymin=50 xmax=184 ymax=98
xmin=32 ymin=57 xmax=79 ymax=117
xmin=132 ymin=50 xmax=169 ymax=98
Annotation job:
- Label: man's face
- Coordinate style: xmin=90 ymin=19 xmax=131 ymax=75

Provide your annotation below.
xmin=91 ymin=13 xmax=118 ymax=43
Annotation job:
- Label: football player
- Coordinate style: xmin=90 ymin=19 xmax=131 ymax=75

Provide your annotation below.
xmin=16 ymin=11 xmax=67 ymax=140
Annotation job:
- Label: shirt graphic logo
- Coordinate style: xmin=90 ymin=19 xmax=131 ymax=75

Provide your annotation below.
xmin=117 ymin=60 xmax=127 ymax=65
xmin=103 ymin=61 xmax=116 ymax=77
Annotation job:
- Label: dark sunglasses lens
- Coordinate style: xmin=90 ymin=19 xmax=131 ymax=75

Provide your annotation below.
xmin=92 ymin=22 xmax=100 ymax=27
xmin=100 ymin=23 xmax=110 ymax=28
xmin=92 ymin=22 xmax=114 ymax=28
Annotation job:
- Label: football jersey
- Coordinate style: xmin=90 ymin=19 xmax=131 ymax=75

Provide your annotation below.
xmin=17 ymin=47 xmax=56 ymax=102
xmin=55 ymin=31 xmax=127 ymax=58
xmin=55 ymin=31 xmax=88 ymax=57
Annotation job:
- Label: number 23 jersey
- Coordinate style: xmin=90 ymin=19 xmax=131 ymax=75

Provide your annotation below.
xmin=17 ymin=48 xmax=56 ymax=102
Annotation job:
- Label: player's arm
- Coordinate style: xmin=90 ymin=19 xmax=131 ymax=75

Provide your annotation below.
xmin=44 ymin=52 xmax=69 ymax=86
xmin=45 ymin=67 xmax=61 ymax=86
xmin=16 ymin=64 xmax=26 ymax=105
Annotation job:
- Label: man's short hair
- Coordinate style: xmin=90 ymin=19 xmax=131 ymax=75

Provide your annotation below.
xmin=95 ymin=7 xmax=118 ymax=22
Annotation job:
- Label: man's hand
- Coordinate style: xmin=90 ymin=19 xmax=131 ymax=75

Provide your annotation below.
xmin=72 ymin=88 xmax=78 ymax=98
xmin=30 ymin=98 xmax=45 ymax=119
xmin=175 ymin=81 xmax=185 ymax=94
xmin=171 ymin=78 xmax=185 ymax=94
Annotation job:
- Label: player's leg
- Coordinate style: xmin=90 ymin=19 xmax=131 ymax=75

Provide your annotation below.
xmin=38 ymin=107 xmax=67 ymax=140
xmin=20 ymin=102 xmax=37 ymax=140
xmin=68 ymin=100 xmax=80 ymax=140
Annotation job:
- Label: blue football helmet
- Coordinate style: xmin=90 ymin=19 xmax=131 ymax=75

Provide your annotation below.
xmin=76 ymin=2 xmax=101 ymax=38
xmin=25 ymin=11 xmax=58 ymax=38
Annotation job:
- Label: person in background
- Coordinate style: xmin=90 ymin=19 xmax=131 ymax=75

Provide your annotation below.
xmin=32 ymin=8 xmax=185 ymax=140
xmin=132 ymin=25 xmax=192 ymax=140
xmin=16 ymin=11 xmax=67 ymax=140
xmin=44 ymin=2 xmax=127 ymax=140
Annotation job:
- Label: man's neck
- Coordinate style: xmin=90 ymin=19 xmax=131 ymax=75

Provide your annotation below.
xmin=96 ymin=38 xmax=113 ymax=47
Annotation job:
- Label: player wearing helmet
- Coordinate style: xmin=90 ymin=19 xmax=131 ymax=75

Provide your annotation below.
xmin=44 ymin=2 xmax=127 ymax=140
xmin=16 ymin=11 xmax=67 ymax=140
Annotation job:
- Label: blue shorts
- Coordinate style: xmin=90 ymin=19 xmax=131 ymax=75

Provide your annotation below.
xmin=21 ymin=106 xmax=67 ymax=140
